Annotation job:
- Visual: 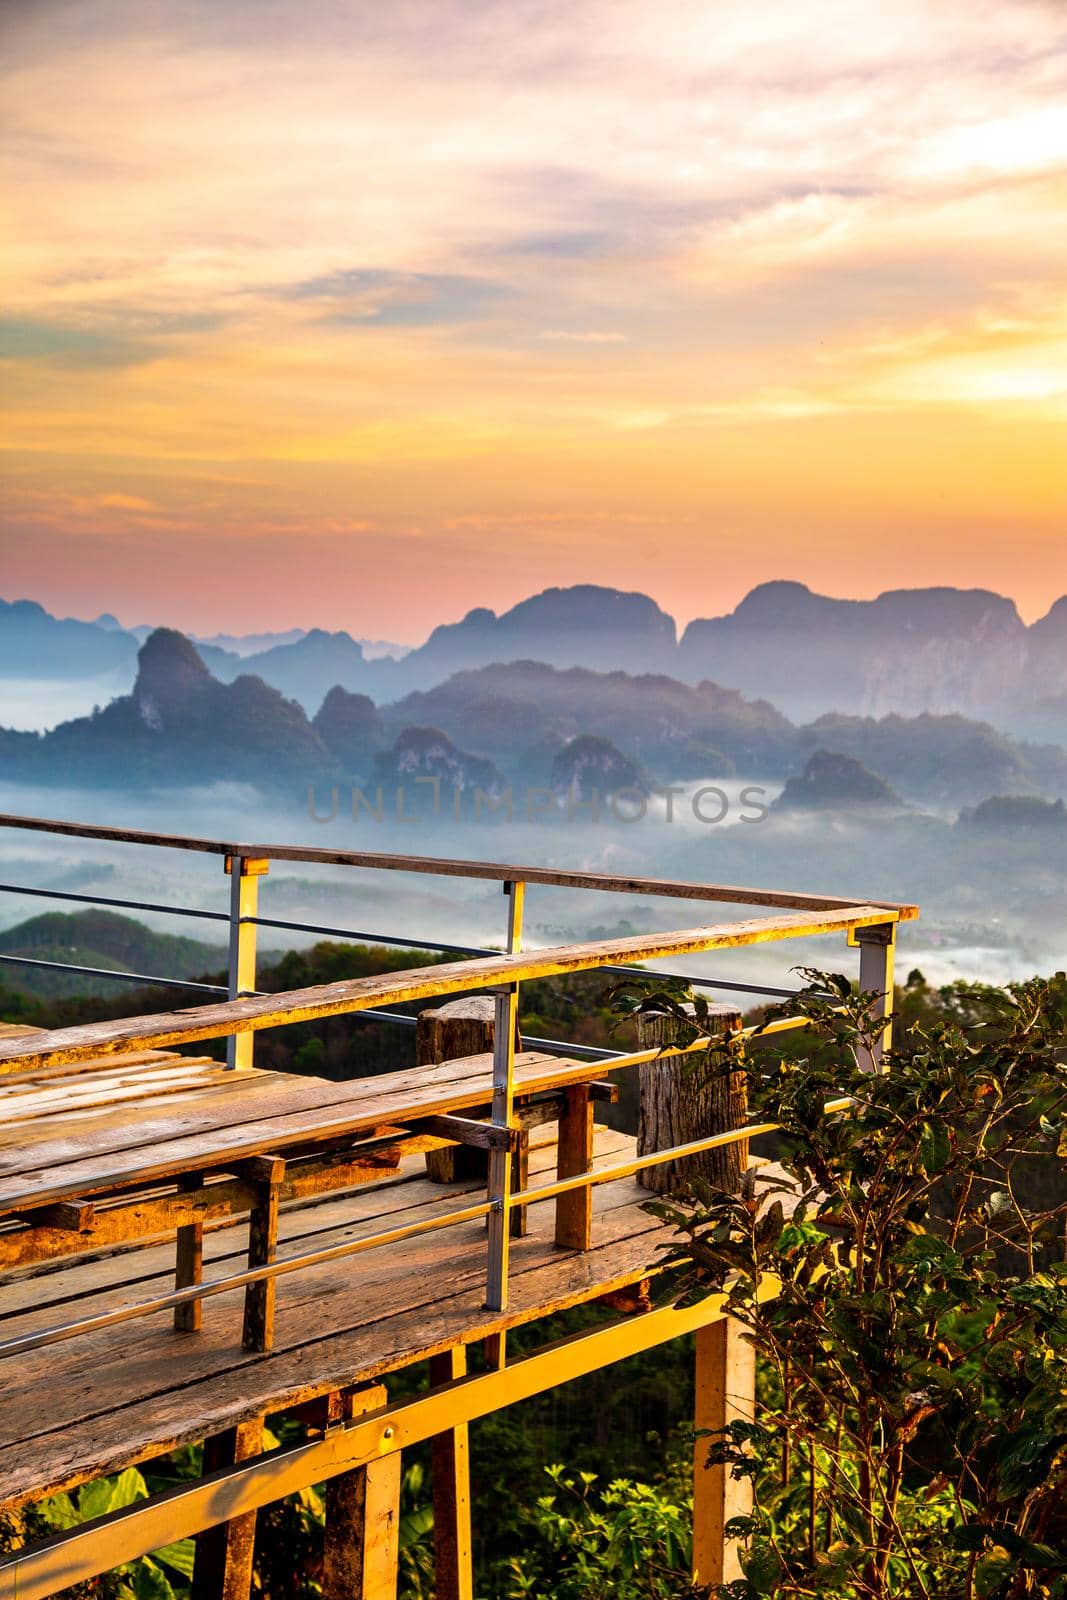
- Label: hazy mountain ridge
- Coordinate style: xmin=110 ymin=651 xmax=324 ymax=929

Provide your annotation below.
xmin=2 ymin=627 xmax=1064 ymax=811
xmin=7 ymin=581 xmax=1063 ymax=735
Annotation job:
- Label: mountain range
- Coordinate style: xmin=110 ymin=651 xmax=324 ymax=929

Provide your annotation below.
xmin=3 ymin=625 xmax=1065 ymax=809
xmin=5 ymin=582 xmax=1065 ymax=734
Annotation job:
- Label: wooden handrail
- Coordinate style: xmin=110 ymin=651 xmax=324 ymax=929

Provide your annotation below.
xmin=0 ymin=904 xmax=901 ymax=1073
xmin=0 ymin=812 xmax=919 ymax=918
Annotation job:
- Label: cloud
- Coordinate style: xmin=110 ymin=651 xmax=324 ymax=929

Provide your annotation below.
xmin=284 ymin=269 xmax=508 ymax=327
xmin=539 ymin=330 xmax=628 ymax=343
xmin=0 ymin=318 xmax=150 ymax=369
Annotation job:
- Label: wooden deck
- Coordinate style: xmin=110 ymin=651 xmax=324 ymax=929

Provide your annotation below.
xmin=0 ymin=1115 xmax=660 ymax=1512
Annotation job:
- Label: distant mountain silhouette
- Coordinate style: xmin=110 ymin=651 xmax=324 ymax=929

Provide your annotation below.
xmin=0 ymin=598 xmax=139 ymax=678
xmin=551 ymin=735 xmax=651 ymax=800
xmin=957 ymin=795 xmax=1067 ymax=831
xmin=214 ymin=628 xmax=370 ymax=708
xmin=679 ymin=582 xmax=1035 ymax=723
xmin=1 ymin=626 xmax=1064 ymax=809
xmin=3 ymin=579 xmax=1065 ymax=742
xmin=382 ymin=659 xmax=795 ymax=781
xmin=374 ymin=726 xmax=506 ymax=795
xmin=3 ymin=628 xmax=335 ymax=788
xmin=312 ymin=686 xmax=384 ymax=766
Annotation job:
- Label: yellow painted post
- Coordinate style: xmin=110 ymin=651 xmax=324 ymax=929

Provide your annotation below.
xmin=323 ymin=1385 xmax=401 ymax=1600
xmin=429 ymin=1346 xmax=474 ymax=1600
xmin=850 ymin=921 xmax=897 ymax=1072
xmin=692 ymin=1317 xmax=756 ymax=1589
xmin=224 ymin=855 xmax=268 ymax=1070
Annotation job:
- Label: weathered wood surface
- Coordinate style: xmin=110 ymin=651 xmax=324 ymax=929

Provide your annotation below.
xmin=0 ymin=1128 xmax=669 ymax=1512
xmin=419 ymin=998 xmax=496 ymax=1184
xmin=0 ymin=1040 xmax=686 ymax=1216
xmin=0 ymin=810 xmax=920 ymax=917
xmin=0 ymin=907 xmax=905 ymax=1075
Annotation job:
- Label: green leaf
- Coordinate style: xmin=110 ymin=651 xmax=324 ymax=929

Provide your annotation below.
xmin=919 ymin=1120 xmax=950 ymax=1174
xmin=79 ymin=1468 xmax=148 ymax=1521
xmin=152 ymin=1538 xmax=196 ymax=1578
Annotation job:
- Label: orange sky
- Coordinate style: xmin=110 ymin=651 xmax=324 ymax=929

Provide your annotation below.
xmin=2 ymin=0 xmax=1065 ymax=639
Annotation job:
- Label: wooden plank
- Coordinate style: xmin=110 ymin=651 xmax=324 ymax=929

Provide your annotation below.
xmin=0 ymin=1062 xmax=240 ymax=1125
xmin=0 ymin=1145 xmax=404 ymax=1272
xmin=0 ymin=1049 xmax=538 ymax=1184
xmin=0 ymin=1127 xmax=600 ymax=1322
xmin=323 ymin=1385 xmax=400 ymax=1600
xmin=0 ymin=1139 xmax=648 ymax=1504
xmin=554 ymin=1086 xmax=594 ymax=1251
xmin=0 ymin=907 xmax=906 ymax=1074
xmin=0 ymin=1050 xmax=642 ymax=1214
xmin=429 ymin=1347 xmax=473 ymax=1600
xmin=0 ymin=810 xmax=920 ymax=916
xmin=0 ymin=1208 xmax=663 ymax=1515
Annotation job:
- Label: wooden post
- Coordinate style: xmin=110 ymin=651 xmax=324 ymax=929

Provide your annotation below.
xmin=323 ymin=1384 xmax=401 ymax=1600
xmin=692 ymin=1316 xmax=756 ymax=1589
xmin=429 ymin=1347 xmax=474 ymax=1600
xmin=419 ymin=998 xmax=496 ymax=1183
xmin=635 ymin=1005 xmax=754 ymax=1588
xmin=636 ymin=1004 xmax=744 ymax=1194
xmin=191 ymin=1417 xmax=264 ymax=1600
xmin=554 ymin=1084 xmax=594 ymax=1250
xmin=224 ymin=855 xmax=268 ymax=1071
xmin=174 ymin=1171 xmax=204 ymax=1333
xmin=241 ymin=1156 xmax=285 ymax=1353
xmin=852 ymin=922 xmax=896 ymax=1073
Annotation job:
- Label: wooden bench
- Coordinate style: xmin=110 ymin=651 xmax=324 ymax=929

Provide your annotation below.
xmin=0 ymin=1043 xmax=628 ymax=1352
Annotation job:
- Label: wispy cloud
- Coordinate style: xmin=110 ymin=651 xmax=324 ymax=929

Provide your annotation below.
xmin=1 ymin=0 xmax=1064 ymax=630
xmin=539 ymin=330 xmax=628 ymax=343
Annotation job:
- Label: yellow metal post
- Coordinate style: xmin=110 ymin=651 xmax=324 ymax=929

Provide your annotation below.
xmin=692 ymin=1317 xmax=756 ymax=1589
xmin=324 ymin=1384 xmax=401 ymax=1600
xmin=429 ymin=1347 xmax=474 ymax=1600
xmin=224 ymin=855 xmax=268 ymax=1070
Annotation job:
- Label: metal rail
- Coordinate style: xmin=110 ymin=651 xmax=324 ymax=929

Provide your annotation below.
xmin=0 ymin=882 xmax=228 ymax=922
xmin=0 ymin=953 xmax=228 ymax=995
xmin=0 ymin=1200 xmax=494 ymax=1361
xmin=0 ymin=810 xmax=902 ymax=1341
xmin=0 ymin=811 xmax=917 ymax=917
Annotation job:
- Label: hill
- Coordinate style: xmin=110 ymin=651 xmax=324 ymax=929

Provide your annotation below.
xmin=382 ymin=659 xmax=794 ymax=781
xmin=1 ymin=629 xmax=338 ymax=789
xmin=772 ymin=749 xmax=903 ymax=812
xmin=0 ymin=909 xmax=225 ymax=998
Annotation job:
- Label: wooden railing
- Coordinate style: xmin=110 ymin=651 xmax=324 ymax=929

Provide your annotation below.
xmin=0 ymin=810 xmax=916 ymax=1330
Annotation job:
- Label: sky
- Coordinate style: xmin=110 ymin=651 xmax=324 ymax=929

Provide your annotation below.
xmin=1 ymin=0 xmax=1065 ymax=641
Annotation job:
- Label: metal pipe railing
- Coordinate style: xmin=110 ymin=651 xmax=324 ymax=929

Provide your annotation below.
xmin=0 ymin=809 xmax=902 ymax=1360
xmin=0 ymin=952 xmax=228 ymax=995
xmin=0 ymin=882 xmax=228 ymax=922
xmin=0 ymin=1200 xmax=494 ymax=1361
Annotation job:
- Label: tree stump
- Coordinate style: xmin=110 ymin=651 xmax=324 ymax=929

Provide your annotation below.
xmin=637 ymin=1003 xmax=746 ymax=1194
xmin=418 ymin=998 xmax=496 ymax=1184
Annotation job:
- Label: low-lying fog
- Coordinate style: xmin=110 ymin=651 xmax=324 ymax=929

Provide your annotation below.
xmin=1 ymin=777 xmax=1062 ymax=995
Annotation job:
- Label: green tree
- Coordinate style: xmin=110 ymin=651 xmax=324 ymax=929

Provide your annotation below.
xmin=637 ymin=971 xmax=1067 ymax=1599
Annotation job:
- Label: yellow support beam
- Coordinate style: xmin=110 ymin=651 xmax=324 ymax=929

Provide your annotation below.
xmin=0 ymin=1285 xmax=780 ymax=1600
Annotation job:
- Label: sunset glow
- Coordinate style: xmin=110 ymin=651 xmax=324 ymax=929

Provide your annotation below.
xmin=2 ymin=0 xmax=1065 ymax=636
